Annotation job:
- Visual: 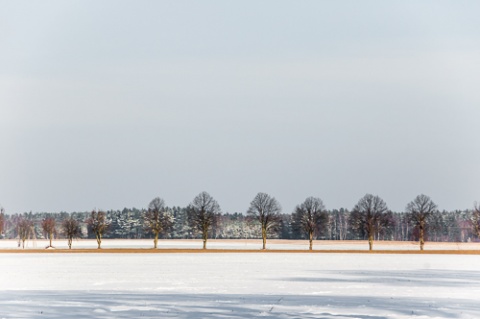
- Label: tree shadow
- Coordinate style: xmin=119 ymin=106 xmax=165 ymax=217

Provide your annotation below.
xmin=278 ymin=269 xmax=480 ymax=288
xmin=1 ymin=291 xmax=477 ymax=319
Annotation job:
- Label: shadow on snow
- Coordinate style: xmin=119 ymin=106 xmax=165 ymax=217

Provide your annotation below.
xmin=278 ymin=269 xmax=480 ymax=288
xmin=1 ymin=291 xmax=477 ymax=319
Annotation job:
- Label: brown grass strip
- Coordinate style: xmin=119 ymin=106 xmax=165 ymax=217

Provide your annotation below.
xmin=1 ymin=248 xmax=480 ymax=255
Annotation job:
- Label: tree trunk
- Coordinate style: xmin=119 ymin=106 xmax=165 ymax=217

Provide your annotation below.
xmin=154 ymin=232 xmax=158 ymax=249
xmin=368 ymin=234 xmax=373 ymax=251
xmin=202 ymin=224 xmax=208 ymax=249
xmin=22 ymin=238 xmax=26 ymax=249
xmin=68 ymin=237 xmax=72 ymax=249
xmin=262 ymin=227 xmax=267 ymax=250
xmin=309 ymin=231 xmax=313 ymax=251
xmin=203 ymin=230 xmax=207 ymax=249
xmin=49 ymin=232 xmax=53 ymax=247
xmin=96 ymin=233 xmax=102 ymax=249
xmin=419 ymin=221 xmax=425 ymax=251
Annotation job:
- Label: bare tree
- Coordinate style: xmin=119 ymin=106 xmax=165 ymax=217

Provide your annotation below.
xmin=62 ymin=216 xmax=81 ymax=249
xmin=187 ymin=192 xmax=221 ymax=249
xmin=471 ymin=202 xmax=480 ymax=239
xmin=17 ymin=217 xmax=34 ymax=249
xmin=292 ymin=197 xmax=328 ymax=250
xmin=247 ymin=192 xmax=281 ymax=250
xmin=86 ymin=210 xmax=109 ymax=249
xmin=0 ymin=207 xmax=5 ymax=238
xmin=406 ymin=194 xmax=437 ymax=251
xmin=41 ymin=217 xmax=56 ymax=248
xmin=350 ymin=194 xmax=388 ymax=251
xmin=144 ymin=197 xmax=174 ymax=248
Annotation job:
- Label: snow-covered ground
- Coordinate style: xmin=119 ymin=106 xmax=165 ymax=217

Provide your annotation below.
xmin=2 ymin=238 xmax=480 ymax=250
xmin=1 ymin=252 xmax=479 ymax=318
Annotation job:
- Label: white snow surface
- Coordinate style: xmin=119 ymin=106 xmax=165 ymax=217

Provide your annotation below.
xmin=2 ymin=238 xmax=480 ymax=250
xmin=1 ymin=252 xmax=480 ymax=318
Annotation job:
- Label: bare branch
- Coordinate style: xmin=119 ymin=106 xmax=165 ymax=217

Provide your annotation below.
xmin=472 ymin=202 xmax=480 ymax=239
xmin=406 ymin=194 xmax=437 ymax=250
xmin=143 ymin=197 xmax=174 ymax=248
xmin=16 ymin=217 xmax=34 ymax=249
xmin=187 ymin=192 xmax=221 ymax=249
xmin=247 ymin=192 xmax=281 ymax=250
xmin=62 ymin=216 xmax=81 ymax=249
xmin=350 ymin=194 xmax=389 ymax=251
xmin=86 ymin=210 xmax=109 ymax=249
xmin=292 ymin=197 xmax=328 ymax=250
xmin=41 ymin=217 xmax=56 ymax=248
xmin=0 ymin=207 xmax=5 ymax=237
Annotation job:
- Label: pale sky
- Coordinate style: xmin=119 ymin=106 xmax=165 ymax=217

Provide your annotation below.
xmin=1 ymin=1 xmax=479 ymax=214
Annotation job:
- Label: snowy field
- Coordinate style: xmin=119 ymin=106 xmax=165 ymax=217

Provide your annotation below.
xmin=2 ymin=238 xmax=480 ymax=251
xmin=1 ymin=252 xmax=480 ymax=318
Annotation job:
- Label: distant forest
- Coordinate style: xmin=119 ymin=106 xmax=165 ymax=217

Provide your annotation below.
xmin=1 ymin=192 xmax=479 ymax=244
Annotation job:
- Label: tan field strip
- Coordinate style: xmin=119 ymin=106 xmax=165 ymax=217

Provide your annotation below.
xmin=2 ymin=240 xmax=480 ymax=254
xmin=1 ymin=248 xmax=480 ymax=254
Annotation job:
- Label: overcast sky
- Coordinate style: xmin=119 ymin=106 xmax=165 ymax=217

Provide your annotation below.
xmin=1 ymin=1 xmax=479 ymax=214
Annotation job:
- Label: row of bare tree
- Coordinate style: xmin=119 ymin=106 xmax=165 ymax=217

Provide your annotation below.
xmin=4 ymin=213 xmax=83 ymax=249
xmin=1 ymin=193 xmax=479 ymax=251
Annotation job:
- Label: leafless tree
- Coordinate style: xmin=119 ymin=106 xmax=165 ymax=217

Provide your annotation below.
xmin=292 ymin=197 xmax=328 ymax=250
xmin=0 ymin=207 xmax=5 ymax=237
xmin=350 ymin=194 xmax=388 ymax=251
xmin=17 ymin=217 xmax=34 ymax=249
xmin=247 ymin=192 xmax=281 ymax=250
xmin=187 ymin=192 xmax=221 ymax=249
xmin=406 ymin=194 xmax=437 ymax=251
xmin=41 ymin=217 xmax=56 ymax=248
xmin=471 ymin=202 xmax=480 ymax=239
xmin=86 ymin=210 xmax=109 ymax=249
xmin=62 ymin=216 xmax=81 ymax=249
xmin=144 ymin=197 xmax=174 ymax=248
